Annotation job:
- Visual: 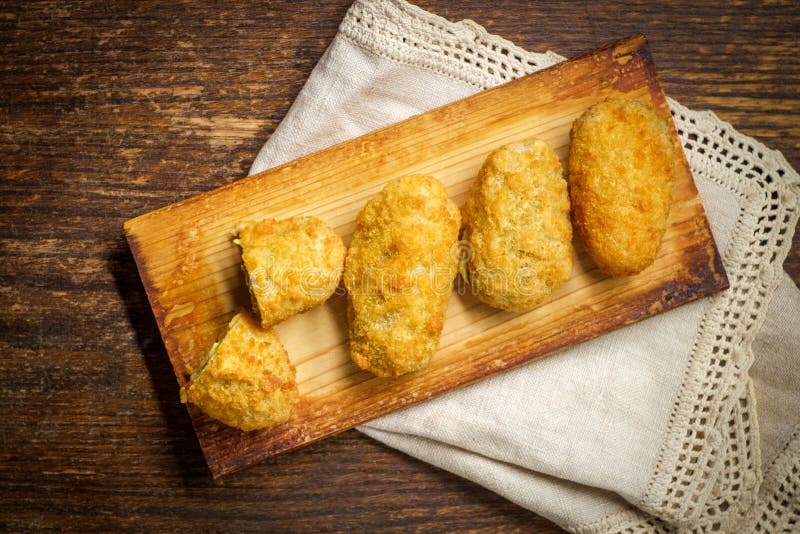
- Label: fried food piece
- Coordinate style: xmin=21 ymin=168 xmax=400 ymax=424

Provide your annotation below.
xmin=569 ymin=98 xmax=675 ymax=276
xmin=462 ymin=139 xmax=573 ymax=312
xmin=236 ymin=216 xmax=346 ymax=328
xmin=181 ymin=311 xmax=298 ymax=431
xmin=344 ymin=175 xmax=461 ymax=377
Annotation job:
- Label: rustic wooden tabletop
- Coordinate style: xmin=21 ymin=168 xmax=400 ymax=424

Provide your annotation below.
xmin=1 ymin=1 xmax=797 ymax=531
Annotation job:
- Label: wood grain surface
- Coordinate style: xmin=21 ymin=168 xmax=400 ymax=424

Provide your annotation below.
xmin=1 ymin=1 xmax=797 ymax=531
xmin=125 ymin=35 xmax=728 ymax=477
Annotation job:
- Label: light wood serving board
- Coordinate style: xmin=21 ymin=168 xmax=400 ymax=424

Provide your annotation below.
xmin=124 ymin=35 xmax=728 ymax=477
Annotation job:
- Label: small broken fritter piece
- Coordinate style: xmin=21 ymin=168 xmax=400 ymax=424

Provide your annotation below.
xmin=462 ymin=139 xmax=573 ymax=312
xmin=181 ymin=311 xmax=298 ymax=431
xmin=236 ymin=216 xmax=346 ymax=328
xmin=344 ymin=174 xmax=461 ymax=378
xmin=569 ymin=97 xmax=676 ymax=276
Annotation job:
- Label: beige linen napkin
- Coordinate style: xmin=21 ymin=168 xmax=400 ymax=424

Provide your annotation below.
xmin=249 ymin=1 xmax=800 ymax=531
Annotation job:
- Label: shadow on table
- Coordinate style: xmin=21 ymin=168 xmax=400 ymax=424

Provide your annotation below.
xmin=108 ymin=234 xmax=209 ymax=480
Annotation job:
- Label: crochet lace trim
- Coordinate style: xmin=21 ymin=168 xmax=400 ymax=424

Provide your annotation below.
xmin=744 ymin=426 xmax=800 ymax=533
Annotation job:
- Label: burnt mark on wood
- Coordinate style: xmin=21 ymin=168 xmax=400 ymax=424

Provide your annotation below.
xmin=124 ymin=227 xmax=179 ymax=375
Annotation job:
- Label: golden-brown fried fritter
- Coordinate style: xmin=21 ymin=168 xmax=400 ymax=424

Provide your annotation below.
xmin=236 ymin=216 xmax=346 ymax=328
xmin=181 ymin=311 xmax=298 ymax=431
xmin=569 ymin=98 xmax=675 ymax=276
xmin=344 ymin=175 xmax=461 ymax=378
xmin=462 ymin=139 xmax=573 ymax=312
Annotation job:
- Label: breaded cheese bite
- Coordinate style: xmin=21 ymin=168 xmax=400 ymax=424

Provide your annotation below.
xmin=462 ymin=139 xmax=573 ymax=312
xmin=344 ymin=175 xmax=461 ymax=378
xmin=181 ymin=311 xmax=298 ymax=431
xmin=569 ymin=98 xmax=676 ymax=276
xmin=236 ymin=216 xmax=346 ymax=328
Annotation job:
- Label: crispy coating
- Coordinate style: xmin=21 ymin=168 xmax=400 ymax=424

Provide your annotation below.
xmin=181 ymin=311 xmax=298 ymax=431
xmin=236 ymin=216 xmax=346 ymax=328
xmin=344 ymin=175 xmax=461 ymax=377
xmin=462 ymin=139 xmax=573 ymax=312
xmin=569 ymin=98 xmax=675 ymax=276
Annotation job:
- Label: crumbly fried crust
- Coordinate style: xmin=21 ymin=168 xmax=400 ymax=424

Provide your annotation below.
xmin=569 ymin=98 xmax=675 ymax=276
xmin=344 ymin=175 xmax=461 ymax=377
xmin=237 ymin=216 xmax=346 ymax=328
xmin=182 ymin=311 xmax=298 ymax=431
xmin=462 ymin=139 xmax=573 ymax=312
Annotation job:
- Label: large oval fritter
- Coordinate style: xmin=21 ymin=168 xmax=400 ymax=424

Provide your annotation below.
xmin=344 ymin=175 xmax=461 ymax=378
xmin=569 ymin=98 xmax=676 ymax=276
xmin=462 ymin=139 xmax=573 ymax=312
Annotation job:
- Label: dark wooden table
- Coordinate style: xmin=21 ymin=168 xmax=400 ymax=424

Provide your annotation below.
xmin=2 ymin=1 xmax=797 ymax=531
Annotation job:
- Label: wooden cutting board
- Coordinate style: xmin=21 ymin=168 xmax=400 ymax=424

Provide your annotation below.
xmin=124 ymin=34 xmax=728 ymax=477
